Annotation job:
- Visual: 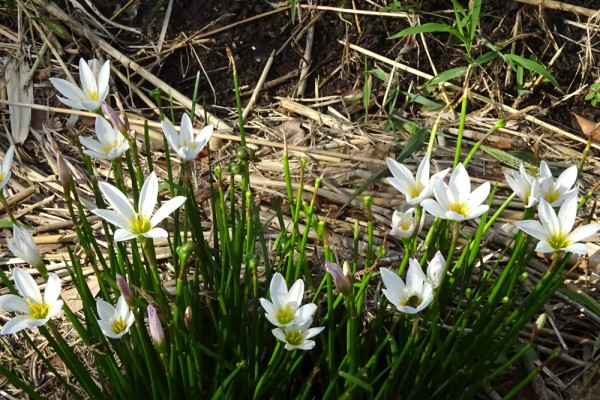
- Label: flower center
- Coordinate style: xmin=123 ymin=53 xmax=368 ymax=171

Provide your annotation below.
xmin=449 ymin=200 xmax=468 ymax=216
xmin=102 ymin=140 xmax=120 ymax=155
xmin=111 ymin=317 xmax=127 ymax=334
xmin=285 ymin=329 xmax=304 ymax=346
xmin=27 ymin=299 xmax=50 ymax=320
xmin=545 ymin=186 xmax=560 ymax=203
xmin=400 ymin=294 xmax=422 ymax=309
xmin=131 ymin=214 xmax=152 ymax=234
xmin=85 ymin=89 xmax=99 ymax=102
xmin=399 ymin=218 xmax=413 ymax=231
xmin=276 ymin=304 xmax=294 ymax=325
xmin=410 ymin=186 xmax=422 ymax=198
xmin=548 ymin=232 xmax=570 ymax=250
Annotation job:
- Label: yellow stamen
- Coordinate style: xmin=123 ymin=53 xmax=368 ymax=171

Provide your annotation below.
xmin=27 ymin=299 xmax=50 ymax=319
xmin=85 ymin=89 xmax=99 ymax=102
xmin=545 ymin=187 xmax=560 ymax=203
xmin=548 ymin=233 xmax=570 ymax=250
xmin=111 ymin=317 xmax=127 ymax=334
xmin=102 ymin=141 xmax=120 ymax=155
xmin=449 ymin=200 xmax=468 ymax=216
xmin=285 ymin=329 xmax=304 ymax=346
xmin=131 ymin=214 xmax=151 ymax=234
xmin=276 ymin=304 xmax=294 ymax=325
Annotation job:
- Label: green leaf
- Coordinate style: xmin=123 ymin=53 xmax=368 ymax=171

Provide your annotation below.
xmin=559 ymin=286 xmax=600 ymax=318
xmin=503 ymin=54 xmax=560 ymax=88
xmin=369 ymin=68 xmax=388 ymax=82
xmin=427 ymin=66 xmax=468 ymax=86
xmin=468 ymin=0 xmax=482 ymax=46
xmin=403 ymin=91 xmax=444 ymax=111
xmin=0 ymin=219 xmax=14 ymax=228
xmin=388 ymin=22 xmax=454 ymax=39
xmin=338 ymin=371 xmax=373 ymax=393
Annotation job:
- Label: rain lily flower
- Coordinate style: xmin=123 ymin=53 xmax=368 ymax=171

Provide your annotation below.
xmin=537 ymin=161 xmax=577 ymax=207
xmin=7 ymin=226 xmax=44 ymax=270
xmin=421 ymin=163 xmax=490 ymax=221
xmin=0 ymin=145 xmax=15 ymax=191
xmin=386 ymin=153 xmax=449 ymax=205
xmin=272 ymin=318 xmax=324 ymax=351
xmin=413 ymin=251 xmax=446 ymax=289
xmin=0 ymin=268 xmax=63 ymax=335
xmin=390 ymin=208 xmax=417 ymax=239
xmin=161 ymin=114 xmax=213 ymax=162
xmin=380 ymin=259 xmax=434 ymax=314
xmin=91 ymin=171 xmax=186 ymax=242
xmin=514 ymin=195 xmax=600 ymax=255
xmin=49 ymin=58 xmax=110 ymax=111
xmin=325 ymin=261 xmax=352 ymax=297
xmin=79 ymin=116 xmax=130 ymax=160
xmin=96 ymin=296 xmax=135 ymax=339
xmin=505 ymin=163 xmax=542 ymax=209
xmin=260 ymin=272 xmax=316 ymax=328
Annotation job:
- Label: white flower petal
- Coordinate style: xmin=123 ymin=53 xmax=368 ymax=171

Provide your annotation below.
xmin=287 ymin=278 xmax=305 ymax=307
xmin=113 ymin=229 xmax=138 ymax=242
xmin=562 ymin=242 xmax=588 ymax=255
xmin=79 ymin=58 xmax=98 ymax=97
xmin=557 ymin=194 xmax=577 ymax=234
xmin=143 ymin=228 xmax=168 ymax=239
xmin=97 ymin=61 xmax=111 ymax=105
xmin=269 ymin=273 xmax=287 ymax=306
xmin=98 ymin=182 xmax=136 ymax=221
xmin=1 ymin=315 xmax=34 ymax=335
xmin=295 ymin=303 xmax=317 ymax=324
xmin=0 ymin=294 xmax=30 ymax=313
xmin=96 ymin=299 xmax=116 ymax=321
xmin=43 ymin=273 xmax=62 ymax=305
xmin=91 ymin=209 xmax=132 ymax=231
xmin=534 ymin=241 xmax=556 ymax=254
xmin=421 ymin=199 xmax=447 ymax=219
xmin=538 ymin=200 xmax=560 ymax=237
xmin=139 ymin=172 xmax=158 ymax=219
xmin=513 ymin=220 xmax=548 ymax=242
xmin=567 ymin=224 xmax=600 ymax=244
xmin=13 ymin=268 xmax=42 ymax=303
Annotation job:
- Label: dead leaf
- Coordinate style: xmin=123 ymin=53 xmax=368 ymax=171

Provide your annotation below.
xmin=5 ymin=58 xmax=33 ymax=144
xmin=573 ymin=112 xmax=600 ymax=143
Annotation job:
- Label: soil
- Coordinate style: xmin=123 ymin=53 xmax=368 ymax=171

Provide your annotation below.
xmin=93 ymin=0 xmax=600 ymax=137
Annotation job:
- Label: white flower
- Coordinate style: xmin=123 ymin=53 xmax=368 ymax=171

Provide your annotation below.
xmin=386 ymin=153 xmax=449 ymax=205
xmin=91 ymin=171 xmax=186 ymax=242
xmin=7 ymin=226 xmax=43 ymax=268
xmin=380 ymin=259 xmax=434 ymax=314
xmin=514 ymin=195 xmax=600 ymax=254
xmin=271 ymin=318 xmax=324 ymax=351
xmin=0 ymin=268 xmax=63 ymax=335
xmin=505 ymin=163 xmax=542 ymax=209
xmin=413 ymin=251 xmax=445 ymax=288
xmin=390 ymin=208 xmax=417 ymax=239
xmin=49 ymin=58 xmax=110 ymax=111
xmin=96 ymin=296 xmax=135 ymax=339
xmin=0 ymin=145 xmax=15 ymax=190
xmin=79 ymin=116 xmax=130 ymax=160
xmin=421 ymin=163 xmax=490 ymax=221
xmin=161 ymin=114 xmax=213 ymax=161
xmin=259 ymin=272 xmax=316 ymax=328
xmin=537 ymin=161 xmax=578 ymax=207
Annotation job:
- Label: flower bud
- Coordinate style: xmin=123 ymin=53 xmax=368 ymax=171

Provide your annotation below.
xmin=102 ymin=103 xmax=128 ymax=136
xmin=148 ymin=304 xmax=165 ymax=346
xmin=116 ymin=274 xmax=134 ymax=307
xmin=325 ymin=261 xmax=352 ymax=297
xmin=55 ymin=150 xmax=71 ymax=194
xmin=176 ymin=242 xmax=195 ymax=264
xmin=184 ymin=306 xmax=192 ymax=331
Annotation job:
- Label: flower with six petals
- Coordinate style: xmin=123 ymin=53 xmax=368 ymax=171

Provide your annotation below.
xmin=49 ymin=58 xmax=110 ymax=111
xmin=514 ymin=195 xmax=600 ymax=255
xmin=386 ymin=153 xmax=449 ymax=205
xmin=0 ymin=268 xmax=63 ymax=335
xmin=161 ymin=114 xmax=213 ymax=162
xmin=505 ymin=163 xmax=542 ymax=209
xmin=421 ymin=163 xmax=490 ymax=221
xmin=91 ymin=172 xmax=186 ymax=242
xmin=272 ymin=318 xmax=324 ymax=351
xmin=537 ymin=161 xmax=578 ymax=207
xmin=80 ymin=116 xmax=130 ymax=160
xmin=260 ymin=272 xmax=316 ymax=328
xmin=96 ymin=296 xmax=135 ymax=339
xmin=380 ymin=259 xmax=434 ymax=314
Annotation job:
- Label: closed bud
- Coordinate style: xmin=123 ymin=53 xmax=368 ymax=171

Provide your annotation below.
xmin=325 ymin=261 xmax=353 ymax=297
xmin=148 ymin=305 xmax=165 ymax=347
xmin=116 ymin=274 xmax=134 ymax=307
xmin=184 ymin=306 xmax=192 ymax=331
xmin=176 ymin=242 xmax=195 ymax=264
xmin=102 ymin=103 xmax=128 ymax=136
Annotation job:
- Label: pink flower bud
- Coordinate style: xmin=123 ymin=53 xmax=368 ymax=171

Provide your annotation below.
xmin=102 ymin=103 xmax=128 ymax=136
xmin=116 ymin=274 xmax=134 ymax=307
xmin=325 ymin=261 xmax=352 ymax=297
xmin=147 ymin=304 xmax=164 ymax=345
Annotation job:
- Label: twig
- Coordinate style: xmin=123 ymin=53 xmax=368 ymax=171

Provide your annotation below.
xmin=297 ymin=21 xmax=315 ymax=98
xmin=514 ymin=0 xmax=600 ymax=18
xmin=243 ymin=50 xmax=276 ymax=120
xmin=298 ymin=3 xmax=409 ymax=18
